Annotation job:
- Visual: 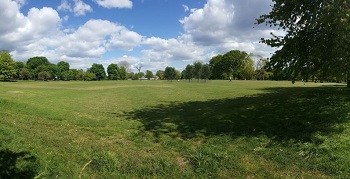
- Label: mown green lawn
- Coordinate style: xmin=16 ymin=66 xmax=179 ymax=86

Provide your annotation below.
xmin=0 ymin=80 xmax=349 ymax=178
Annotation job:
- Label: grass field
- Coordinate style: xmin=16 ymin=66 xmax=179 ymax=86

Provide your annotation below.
xmin=0 ymin=80 xmax=349 ymax=178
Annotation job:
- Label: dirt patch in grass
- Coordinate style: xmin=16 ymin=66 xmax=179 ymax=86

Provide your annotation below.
xmin=7 ymin=91 xmax=23 ymax=94
xmin=176 ymin=156 xmax=189 ymax=168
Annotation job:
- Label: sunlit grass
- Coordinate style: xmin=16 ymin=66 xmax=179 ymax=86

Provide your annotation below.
xmin=0 ymin=80 xmax=349 ymax=178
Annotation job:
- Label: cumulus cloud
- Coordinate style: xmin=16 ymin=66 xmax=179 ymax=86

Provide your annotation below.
xmin=180 ymin=0 xmax=235 ymax=45
xmin=107 ymin=28 xmax=144 ymax=51
xmin=0 ymin=0 xmax=61 ymax=50
xmin=142 ymin=36 xmax=204 ymax=64
xmin=21 ymin=19 xmax=143 ymax=62
xmin=180 ymin=0 xmax=276 ymax=57
xmin=73 ymin=0 xmax=93 ymax=16
xmin=13 ymin=0 xmax=26 ymax=7
xmin=1 ymin=0 xmax=279 ymax=71
xmin=0 ymin=0 xmax=144 ymax=69
xmin=57 ymin=0 xmax=72 ymax=12
xmin=58 ymin=0 xmax=92 ymax=16
xmin=0 ymin=0 xmax=24 ymax=35
xmin=93 ymin=0 xmax=132 ymax=9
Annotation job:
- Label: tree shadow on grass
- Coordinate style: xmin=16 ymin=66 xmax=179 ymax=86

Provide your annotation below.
xmin=122 ymin=87 xmax=350 ymax=143
xmin=0 ymin=149 xmax=39 ymax=178
xmin=0 ymin=80 xmax=17 ymax=82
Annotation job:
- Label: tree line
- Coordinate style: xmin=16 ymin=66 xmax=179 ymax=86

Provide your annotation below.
xmin=0 ymin=50 xmax=265 ymax=82
xmin=1 ymin=48 xmax=348 ymax=83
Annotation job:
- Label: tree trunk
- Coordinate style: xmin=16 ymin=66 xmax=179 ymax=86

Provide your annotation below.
xmin=347 ymin=80 xmax=350 ymax=88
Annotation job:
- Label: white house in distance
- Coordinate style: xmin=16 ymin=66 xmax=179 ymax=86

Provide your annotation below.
xmin=140 ymin=76 xmax=159 ymax=80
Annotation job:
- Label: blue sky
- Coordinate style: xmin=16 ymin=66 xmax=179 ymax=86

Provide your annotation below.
xmin=0 ymin=0 xmax=281 ymax=72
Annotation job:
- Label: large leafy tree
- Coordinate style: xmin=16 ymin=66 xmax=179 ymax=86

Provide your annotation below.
xmin=14 ymin=61 xmax=26 ymax=79
xmin=164 ymin=66 xmax=176 ymax=81
xmin=145 ymin=70 xmax=154 ymax=80
xmin=88 ymin=63 xmax=106 ymax=80
xmin=209 ymin=50 xmax=251 ymax=80
xmin=209 ymin=55 xmax=225 ymax=79
xmin=20 ymin=68 xmax=31 ymax=80
xmin=107 ymin=64 xmax=120 ymax=80
xmin=156 ymin=70 xmax=164 ymax=80
xmin=72 ymin=69 xmax=84 ymax=80
xmin=0 ymin=51 xmax=16 ymax=80
xmin=57 ymin=61 xmax=70 ymax=80
xmin=192 ymin=61 xmax=203 ymax=81
xmin=83 ymin=71 xmax=95 ymax=81
xmin=241 ymin=58 xmax=255 ymax=80
xmin=36 ymin=63 xmax=59 ymax=80
xmin=184 ymin=64 xmax=193 ymax=82
xmin=38 ymin=71 xmax=51 ymax=81
xmin=27 ymin=56 xmax=50 ymax=79
xmin=119 ymin=66 xmax=127 ymax=80
xmin=199 ymin=64 xmax=211 ymax=81
xmin=223 ymin=50 xmax=251 ymax=80
xmin=257 ymin=0 xmax=350 ymax=86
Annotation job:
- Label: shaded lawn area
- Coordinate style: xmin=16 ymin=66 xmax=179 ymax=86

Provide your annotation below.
xmin=121 ymin=86 xmax=350 ymax=177
xmin=0 ymin=148 xmax=39 ymax=178
xmin=123 ymin=87 xmax=350 ymax=143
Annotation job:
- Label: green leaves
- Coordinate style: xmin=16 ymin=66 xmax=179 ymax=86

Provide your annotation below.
xmin=164 ymin=66 xmax=176 ymax=81
xmin=209 ymin=50 xmax=253 ymax=80
xmin=88 ymin=63 xmax=106 ymax=80
xmin=0 ymin=51 xmax=16 ymax=80
xmin=107 ymin=64 xmax=120 ymax=80
xmin=258 ymin=0 xmax=350 ymax=84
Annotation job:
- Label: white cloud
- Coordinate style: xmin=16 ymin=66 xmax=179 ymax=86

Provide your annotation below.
xmin=57 ymin=0 xmax=72 ymax=12
xmin=0 ymin=0 xmax=61 ymax=50
xmin=93 ymin=0 xmax=132 ymax=9
xmin=141 ymin=36 xmax=204 ymax=64
xmin=58 ymin=0 xmax=92 ymax=16
xmin=39 ymin=19 xmax=143 ymax=60
xmin=1 ymin=0 xmax=279 ymax=72
xmin=0 ymin=0 xmax=146 ymax=69
xmin=107 ymin=28 xmax=144 ymax=51
xmin=182 ymin=4 xmax=189 ymax=12
xmin=180 ymin=0 xmax=277 ymax=57
xmin=13 ymin=0 xmax=26 ymax=7
xmin=73 ymin=0 xmax=92 ymax=16
xmin=180 ymin=0 xmax=234 ymax=45
xmin=0 ymin=0 xmax=24 ymax=35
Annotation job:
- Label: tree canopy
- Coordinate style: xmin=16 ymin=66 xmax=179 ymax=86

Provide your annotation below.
xmin=183 ymin=64 xmax=193 ymax=82
xmin=0 ymin=51 xmax=16 ymax=80
xmin=145 ymin=70 xmax=154 ymax=79
xmin=88 ymin=63 xmax=106 ymax=80
xmin=57 ymin=61 xmax=70 ymax=80
xmin=257 ymin=0 xmax=350 ymax=86
xmin=26 ymin=56 xmax=50 ymax=79
xmin=107 ymin=64 xmax=120 ymax=80
xmin=164 ymin=66 xmax=176 ymax=81
xmin=199 ymin=64 xmax=211 ymax=81
xmin=119 ymin=66 xmax=127 ymax=80
xmin=209 ymin=50 xmax=253 ymax=80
